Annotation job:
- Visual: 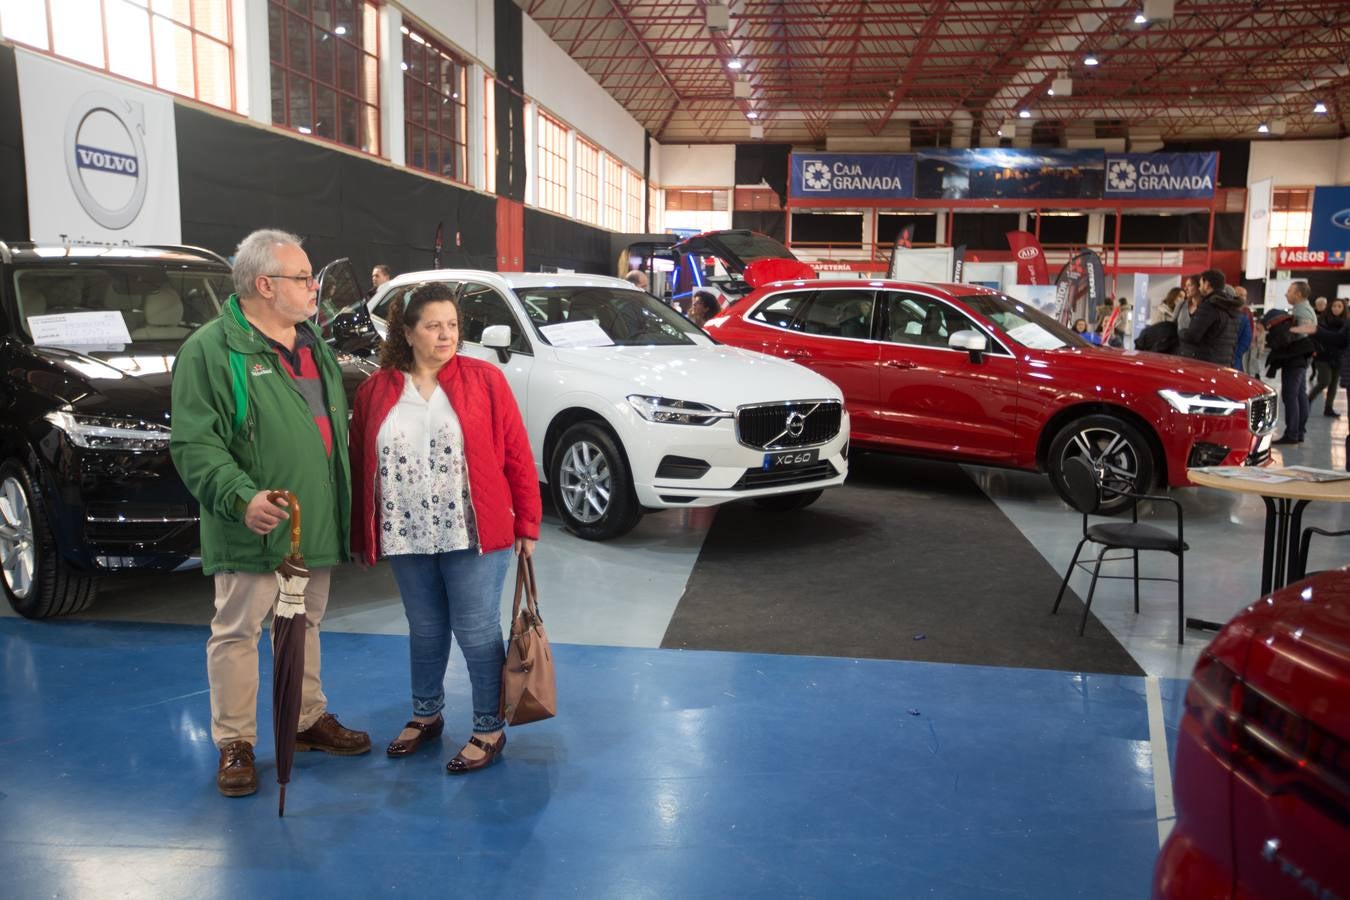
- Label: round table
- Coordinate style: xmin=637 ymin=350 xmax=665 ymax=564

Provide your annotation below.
xmin=1187 ymin=468 xmax=1350 ymax=595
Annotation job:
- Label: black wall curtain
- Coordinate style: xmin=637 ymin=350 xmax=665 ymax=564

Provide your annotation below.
xmin=735 ymin=143 xmax=791 ymax=205
xmin=950 ymin=212 xmax=1021 ymax=250
xmin=493 ymin=0 xmax=526 ymax=201
xmin=732 ymin=211 xmax=785 ymax=244
xmin=790 ymin=212 xmax=862 ymax=245
xmin=876 ymin=214 xmax=938 ymax=245
xmin=1105 ymin=212 xmax=1244 ymax=250
xmin=0 ymin=45 xmax=29 ymax=240
xmin=175 ymin=105 xmax=496 ymax=283
xmin=1028 ymin=213 xmax=1088 ymax=245
xmin=523 ymin=207 xmax=612 ymax=274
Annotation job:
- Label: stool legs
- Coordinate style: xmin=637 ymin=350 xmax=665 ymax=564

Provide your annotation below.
xmin=1053 ymin=537 xmax=1088 ymax=616
xmin=1078 ymin=546 xmax=1109 ymax=636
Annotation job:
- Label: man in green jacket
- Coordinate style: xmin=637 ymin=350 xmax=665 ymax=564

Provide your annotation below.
xmin=171 ymin=228 xmax=370 ymax=798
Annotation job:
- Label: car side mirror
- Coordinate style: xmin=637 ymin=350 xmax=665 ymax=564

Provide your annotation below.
xmin=481 ymin=324 xmax=512 ymax=363
xmin=949 ymin=329 xmax=987 ymax=363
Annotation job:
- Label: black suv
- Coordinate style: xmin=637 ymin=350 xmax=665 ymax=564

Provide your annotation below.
xmin=0 ymin=243 xmax=376 ymax=618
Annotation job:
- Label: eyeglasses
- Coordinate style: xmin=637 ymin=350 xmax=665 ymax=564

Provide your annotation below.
xmin=265 ymin=273 xmax=317 ymax=287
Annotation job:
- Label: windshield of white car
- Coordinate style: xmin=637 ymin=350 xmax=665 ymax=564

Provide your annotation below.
xmin=517 ymin=286 xmax=703 ymax=347
xmin=959 ymin=292 xmax=1089 ymax=350
xmin=11 ymin=266 xmax=234 ymax=349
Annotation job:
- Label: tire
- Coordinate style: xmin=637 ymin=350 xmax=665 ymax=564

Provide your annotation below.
xmin=548 ymin=422 xmax=642 ymax=541
xmin=0 ymin=459 xmax=97 ymax=618
xmin=1046 ymin=415 xmax=1156 ymax=516
xmin=751 ymin=489 xmax=824 ymax=512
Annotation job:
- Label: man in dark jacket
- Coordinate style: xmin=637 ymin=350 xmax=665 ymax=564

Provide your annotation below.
xmin=1178 ymin=269 xmax=1241 ymax=365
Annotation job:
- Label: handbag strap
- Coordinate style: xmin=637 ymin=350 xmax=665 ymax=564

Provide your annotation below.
xmin=510 ymin=554 xmax=542 ymax=625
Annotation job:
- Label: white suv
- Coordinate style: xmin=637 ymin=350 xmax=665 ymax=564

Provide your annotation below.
xmin=326 ymin=265 xmax=849 ymax=540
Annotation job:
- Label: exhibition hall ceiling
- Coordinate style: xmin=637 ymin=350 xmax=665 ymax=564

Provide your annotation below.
xmin=519 ymin=0 xmax=1350 ymax=145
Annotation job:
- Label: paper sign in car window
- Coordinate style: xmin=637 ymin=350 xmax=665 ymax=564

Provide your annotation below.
xmin=1005 ymin=322 xmax=1065 ymax=350
xmin=539 ymin=319 xmax=615 ymax=348
xmin=28 ymin=312 xmax=133 ymax=347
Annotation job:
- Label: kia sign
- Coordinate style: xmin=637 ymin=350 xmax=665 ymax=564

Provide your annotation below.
xmin=16 ymin=50 xmax=181 ymax=245
xmin=1016 ymin=247 xmax=1040 ymax=260
xmin=1308 ymin=185 xmax=1350 ymax=255
xmin=1006 ymin=231 xmax=1049 ymax=285
xmin=64 ymin=92 xmax=149 ymax=229
xmin=1274 ymin=246 xmax=1348 ymax=270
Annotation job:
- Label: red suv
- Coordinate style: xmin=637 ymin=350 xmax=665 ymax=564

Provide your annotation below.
xmin=1153 ymin=568 xmax=1350 ymax=899
xmin=707 ymin=280 xmax=1276 ymax=510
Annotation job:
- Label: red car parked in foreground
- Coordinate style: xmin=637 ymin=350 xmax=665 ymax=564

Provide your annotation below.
xmin=1153 ymin=568 xmax=1350 ymax=899
xmin=706 ymin=280 xmax=1277 ymax=510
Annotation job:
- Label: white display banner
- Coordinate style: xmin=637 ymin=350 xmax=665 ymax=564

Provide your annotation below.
xmin=1245 ymin=177 xmax=1272 ymax=281
xmin=15 ymin=50 xmax=181 ymax=246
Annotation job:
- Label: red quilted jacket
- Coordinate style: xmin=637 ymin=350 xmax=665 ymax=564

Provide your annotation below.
xmin=348 ymin=355 xmax=541 ymax=564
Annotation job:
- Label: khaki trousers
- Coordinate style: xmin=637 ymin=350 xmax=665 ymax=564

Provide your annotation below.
xmin=206 ymin=568 xmax=331 ymax=748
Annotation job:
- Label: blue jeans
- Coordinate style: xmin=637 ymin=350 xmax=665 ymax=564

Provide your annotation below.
xmin=1281 ymin=362 xmax=1310 ymax=440
xmin=389 ymin=549 xmax=511 ymax=733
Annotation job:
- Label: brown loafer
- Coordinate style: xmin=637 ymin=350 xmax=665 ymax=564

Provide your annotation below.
xmin=296 ymin=712 xmax=372 ymax=756
xmin=446 ymin=732 xmax=506 ymax=775
xmin=386 ymin=716 xmax=444 ymax=757
xmin=217 ymin=740 xmax=258 ymax=797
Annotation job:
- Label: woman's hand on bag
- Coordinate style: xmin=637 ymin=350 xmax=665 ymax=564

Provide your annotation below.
xmin=514 ymin=537 xmax=536 ymax=559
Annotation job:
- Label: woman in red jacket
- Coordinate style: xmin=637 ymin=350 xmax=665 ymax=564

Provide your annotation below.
xmin=348 ymin=281 xmax=541 ymax=773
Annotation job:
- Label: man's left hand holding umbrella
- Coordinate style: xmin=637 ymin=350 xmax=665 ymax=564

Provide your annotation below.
xmin=170 ymin=228 xmax=371 ymax=804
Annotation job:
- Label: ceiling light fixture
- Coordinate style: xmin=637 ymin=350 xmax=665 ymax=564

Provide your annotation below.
xmin=1018 ymin=109 xmax=1031 ymax=119
xmin=1047 ymin=88 xmax=1055 ymax=96
xmin=1134 ymin=13 xmax=1147 ymax=24
xmin=1257 ymin=122 xmax=1270 ymax=134
xmin=334 ymin=25 xmax=347 ymax=35
xmin=727 ymin=59 xmax=743 ymax=70
xmin=996 ymin=128 xmax=1004 ymax=136
xmin=1314 ymin=101 xmax=1328 ymax=114
xmin=746 ymin=110 xmax=759 ymax=119
xmin=1084 ymin=55 xmax=1099 ymax=66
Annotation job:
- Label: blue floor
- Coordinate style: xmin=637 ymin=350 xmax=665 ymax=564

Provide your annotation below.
xmin=0 ymin=618 xmax=1164 ymax=899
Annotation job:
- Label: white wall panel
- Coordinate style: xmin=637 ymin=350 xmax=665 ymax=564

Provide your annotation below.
xmin=659 ymin=145 xmax=736 ymax=187
xmin=397 ymin=0 xmax=493 ymax=69
xmin=520 ymin=15 xmax=644 ymax=171
xmin=1247 ymin=139 xmax=1343 ymax=186
xmin=1338 ymin=137 xmax=1350 ymax=184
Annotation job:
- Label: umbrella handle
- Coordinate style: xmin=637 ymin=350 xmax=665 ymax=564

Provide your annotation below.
xmin=267 ymin=489 xmax=303 ymax=557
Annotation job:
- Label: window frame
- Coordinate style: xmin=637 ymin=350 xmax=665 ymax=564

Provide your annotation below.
xmin=534 ymin=110 xmax=569 ymax=216
xmin=575 ymin=137 xmax=601 ymax=227
xmin=402 ymin=23 xmax=469 ymax=184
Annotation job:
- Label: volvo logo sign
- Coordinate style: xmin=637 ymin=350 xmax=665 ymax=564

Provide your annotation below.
xmin=63 ymin=91 xmax=148 ymax=229
xmin=1330 ymin=208 xmax=1350 ymax=230
xmin=785 ymin=411 xmax=806 ymax=438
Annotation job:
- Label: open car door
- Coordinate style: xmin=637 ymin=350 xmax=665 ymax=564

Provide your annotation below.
xmin=314 ymin=257 xmax=381 ymax=357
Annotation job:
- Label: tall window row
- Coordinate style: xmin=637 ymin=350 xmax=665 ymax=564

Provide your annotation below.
xmin=0 ymin=2 xmax=652 ymax=231
xmin=268 ymin=0 xmax=380 ymax=154
xmin=1 ymin=0 xmax=235 ymax=110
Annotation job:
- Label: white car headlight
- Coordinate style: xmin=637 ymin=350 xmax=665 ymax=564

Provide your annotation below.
xmin=44 ymin=410 xmax=172 ymax=450
xmin=1157 ymin=389 xmax=1246 ymax=416
xmin=626 ymin=395 xmax=731 ymax=426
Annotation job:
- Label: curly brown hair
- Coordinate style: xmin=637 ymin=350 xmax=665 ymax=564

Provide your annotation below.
xmin=378 ymin=281 xmax=462 ymax=371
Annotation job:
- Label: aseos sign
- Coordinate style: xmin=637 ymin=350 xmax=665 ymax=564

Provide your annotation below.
xmin=1274 ymin=246 xmax=1348 ymax=270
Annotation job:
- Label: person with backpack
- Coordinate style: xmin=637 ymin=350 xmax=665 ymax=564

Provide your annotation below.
xmin=1265 ymin=281 xmax=1319 ymax=445
xmin=1178 ymin=269 xmax=1242 ymax=365
xmin=171 ymin=228 xmax=372 ymax=798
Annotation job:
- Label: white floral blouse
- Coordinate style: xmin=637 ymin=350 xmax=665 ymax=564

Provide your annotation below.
xmin=376 ymin=377 xmax=477 ymax=556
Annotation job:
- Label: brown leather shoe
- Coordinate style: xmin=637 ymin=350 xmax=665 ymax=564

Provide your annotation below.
xmin=295 ymin=712 xmax=371 ymax=756
xmin=217 ymin=740 xmax=258 ymax=797
xmin=446 ymin=732 xmax=506 ymax=775
xmin=386 ymin=716 xmax=444 ymax=757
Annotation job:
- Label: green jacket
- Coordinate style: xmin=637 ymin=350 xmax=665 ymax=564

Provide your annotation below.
xmin=170 ymin=295 xmax=352 ymax=574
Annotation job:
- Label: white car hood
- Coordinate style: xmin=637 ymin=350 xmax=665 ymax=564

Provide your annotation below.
xmin=548 ymin=343 xmax=842 ymax=406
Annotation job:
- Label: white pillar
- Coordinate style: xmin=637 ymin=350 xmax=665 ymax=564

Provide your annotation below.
xmin=233 ymin=0 xmax=271 ymax=124
xmin=1087 ymin=213 xmax=1106 ymax=248
xmin=524 ymin=101 xmax=537 ymax=207
xmin=566 ymin=128 xmax=577 ymax=219
xmin=468 ymin=63 xmax=485 ymax=191
xmin=378 ymin=6 xmax=404 ymax=165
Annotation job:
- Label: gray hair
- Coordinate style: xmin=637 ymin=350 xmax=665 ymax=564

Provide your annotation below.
xmin=232 ymin=228 xmax=303 ymax=299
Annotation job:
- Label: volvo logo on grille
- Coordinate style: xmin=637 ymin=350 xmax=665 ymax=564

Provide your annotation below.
xmin=785 ymin=411 xmax=806 ymax=438
xmin=64 ymin=91 xmax=149 ymax=229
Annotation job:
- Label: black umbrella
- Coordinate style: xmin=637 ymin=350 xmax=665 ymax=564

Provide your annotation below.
xmin=268 ymin=490 xmax=308 ymax=817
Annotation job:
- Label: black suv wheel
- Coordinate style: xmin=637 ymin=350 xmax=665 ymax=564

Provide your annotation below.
xmin=1047 ymin=415 xmax=1156 ymax=515
xmin=0 ymin=460 xmax=97 ymax=618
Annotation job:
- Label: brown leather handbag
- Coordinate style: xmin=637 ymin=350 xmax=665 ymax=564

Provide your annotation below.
xmin=500 ymin=555 xmax=556 ymax=725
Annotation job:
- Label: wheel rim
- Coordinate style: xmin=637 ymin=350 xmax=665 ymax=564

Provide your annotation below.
xmin=558 ymin=440 xmax=612 ymax=524
xmin=1061 ymin=426 xmax=1140 ymax=493
xmin=0 ymin=476 xmax=36 ymax=600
